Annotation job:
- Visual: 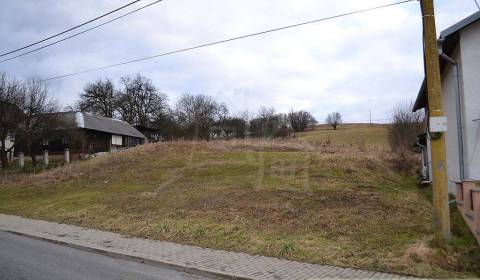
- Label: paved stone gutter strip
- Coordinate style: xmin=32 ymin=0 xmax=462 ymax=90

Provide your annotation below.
xmin=0 ymin=214 xmax=415 ymax=280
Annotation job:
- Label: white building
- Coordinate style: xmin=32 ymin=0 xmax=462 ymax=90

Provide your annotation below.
xmin=2 ymin=134 xmax=15 ymax=162
xmin=413 ymin=11 xmax=480 ymax=193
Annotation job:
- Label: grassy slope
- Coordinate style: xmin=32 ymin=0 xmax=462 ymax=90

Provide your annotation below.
xmin=1 ymin=125 xmax=479 ymax=278
xmin=298 ymin=124 xmax=389 ymax=149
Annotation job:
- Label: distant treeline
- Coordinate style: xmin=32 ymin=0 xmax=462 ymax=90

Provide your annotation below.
xmin=67 ymin=74 xmax=320 ymax=140
xmin=1 ymin=72 xmax=323 ymax=169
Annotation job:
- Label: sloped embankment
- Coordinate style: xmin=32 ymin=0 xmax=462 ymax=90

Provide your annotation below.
xmin=0 ymin=140 xmax=478 ymax=278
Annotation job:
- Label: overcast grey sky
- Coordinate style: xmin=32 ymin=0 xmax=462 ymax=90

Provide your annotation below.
xmin=0 ymin=0 xmax=477 ymax=122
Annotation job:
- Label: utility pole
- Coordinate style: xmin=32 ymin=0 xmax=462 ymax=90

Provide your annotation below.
xmin=369 ymin=108 xmax=372 ymax=125
xmin=420 ymin=0 xmax=451 ymax=244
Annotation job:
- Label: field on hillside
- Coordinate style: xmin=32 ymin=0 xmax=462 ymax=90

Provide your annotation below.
xmin=1 ymin=125 xmax=479 ymax=278
xmin=298 ymin=123 xmax=389 ymax=149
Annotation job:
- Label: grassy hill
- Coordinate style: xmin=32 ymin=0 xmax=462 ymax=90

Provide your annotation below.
xmin=1 ymin=124 xmax=479 ymax=278
xmin=298 ymin=123 xmax=389 ymax=149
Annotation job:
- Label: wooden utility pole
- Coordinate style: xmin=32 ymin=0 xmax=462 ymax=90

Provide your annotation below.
xmin=420 ymin=0 xmax=451 ymax=244
xmin=369 ymin=108 xmax=372 ymax=125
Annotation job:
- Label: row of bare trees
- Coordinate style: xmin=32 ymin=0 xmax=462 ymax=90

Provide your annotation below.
xmin=0 ymin=71 xmax=324 ymax=169
xmin=248 ymin=107 xmax=318 ymax=138
xmin=1 ymin=69 xmax=425 ymax=171
xmin=71 ymin=76 xmax=238 ymax=140
xmin=74 ymin=76 xmax=319 ymax=140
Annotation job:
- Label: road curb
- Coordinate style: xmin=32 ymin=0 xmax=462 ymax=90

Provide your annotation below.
xmin=2 ymin=230 xmax=253 ymax=280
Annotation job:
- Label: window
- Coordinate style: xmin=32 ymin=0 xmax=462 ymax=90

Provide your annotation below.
xmin=112 ymin=135 xmax=123 ymax=146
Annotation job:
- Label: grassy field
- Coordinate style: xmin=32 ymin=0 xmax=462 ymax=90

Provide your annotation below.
xmin=1 ymin=125 xmax=479 ymax=278
xmin=298 ymin=123 xmax=389 ymax=149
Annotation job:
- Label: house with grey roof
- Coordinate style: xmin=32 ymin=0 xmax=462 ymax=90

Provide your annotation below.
xmin=53 ymin=112 xmax=146 ymax=154
xmin=413 ymin=11 xmax=480 ymax=243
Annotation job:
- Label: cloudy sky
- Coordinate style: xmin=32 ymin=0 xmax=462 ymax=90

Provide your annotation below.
xmin=0 ymin=0 xmax=478 ymax=122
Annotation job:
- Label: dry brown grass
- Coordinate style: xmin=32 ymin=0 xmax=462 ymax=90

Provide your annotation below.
xmin=0 ymin=138 xmax=479 ymax=278
xmin=298 ymin=124 xmax=390 ymax=149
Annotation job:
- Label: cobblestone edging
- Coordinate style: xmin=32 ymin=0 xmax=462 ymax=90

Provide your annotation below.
xmin=0 ymin=214 xmax=416 ymax=280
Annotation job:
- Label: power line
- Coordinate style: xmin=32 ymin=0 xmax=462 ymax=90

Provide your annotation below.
xmin=40 ymin=0 xmax=415 ymax=82
xmin=0 ymin=0 xmax=163 ymax=64
xmin=0 ymin=0 xmax=142 ymax=58
xmin=474 ymin=0 xmax=480 ymax=10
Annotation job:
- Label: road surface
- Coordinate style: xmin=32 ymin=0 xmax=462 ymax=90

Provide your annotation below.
xmin=0 ymin=231 xmax=215 ymax=280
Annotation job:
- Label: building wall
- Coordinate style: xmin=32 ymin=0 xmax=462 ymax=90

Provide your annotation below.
xmin=5 ymin=136 xmax=14 ymax=150
xmin=5 ymin=136 xmax=14 ymax=162
xmin=440 ymin=46 xmax=462 ymax=193
xmin=112 ymin=135 xmax=123 ymax=146
xmin=459 ymin=21 xmax=480 ymax=181
xmin=83 ymin=130 xmax=111 ymax=153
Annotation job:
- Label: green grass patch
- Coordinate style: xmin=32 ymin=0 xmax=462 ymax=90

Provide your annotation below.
xmin=1 ymin=134 xmax=479 ymax=278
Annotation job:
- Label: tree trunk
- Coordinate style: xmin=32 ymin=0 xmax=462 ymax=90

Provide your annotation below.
xmin=0 ymin=139 xmax=8 ymax=169
xmin=26 ymin=144 xmax=36 ymax=166
xmin=30 ymin=153 xmax=37 ymax=166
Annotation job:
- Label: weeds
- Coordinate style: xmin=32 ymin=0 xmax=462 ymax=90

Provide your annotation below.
xmin=278 ymin=241 xmax=298 ymax=257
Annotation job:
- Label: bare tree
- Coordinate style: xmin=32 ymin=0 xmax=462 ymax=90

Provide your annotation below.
xmin=223 ymin=111 xmax=250 ymax=139
xmin=15 ymin=79 xmax=61 ymax=166
xmin=0 ymin=73 xmax=24 ymax=169
xmin=224 ymin=117 xmax=247 ymax=139
xmin=175 ymin=93 xmax=221 ymax=140
xmin=116 ymin=90 xmax=137 ymax=125
xmin=212 ymin=103 xmax=230 ymax=139
xmin=117 ymin=74 xmax=168 ymax=127
xmin=388 ymin=101 xmax=425 ymax=156
xmin=216 ymin=103 xmax=229 ymax=123
xmin=276 ymin=113 xmax=289 ymax=138
xmin=288 ymin=110 xmax=317 ymax=136
xmin=153 ymin=108 xmax=178 ymax=140
xmin=213 ymin=108 xmax=247 ymax=139
xmin=249 ymin=107 xmax=281 ymax=137
xmin=326 ymin=112 xmax=342 ymax=130
xmin=257 ymin=106 xmax=276 ymax=120
xmin=77 ymin=78 xmax=116 ymax=118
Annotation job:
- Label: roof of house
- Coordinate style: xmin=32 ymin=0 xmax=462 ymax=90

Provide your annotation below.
xmin=61 ymin=112 xmax=146 ymax=139
xmin=413 ymin=11 xmax=480 ymax=112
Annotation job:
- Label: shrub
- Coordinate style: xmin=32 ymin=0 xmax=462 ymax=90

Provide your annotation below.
xmin=388 ymin=101 xmax=424 ymax=157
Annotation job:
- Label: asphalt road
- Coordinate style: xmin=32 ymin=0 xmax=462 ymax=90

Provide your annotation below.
xmin=0 ymin=231 xmax=215 ymax=280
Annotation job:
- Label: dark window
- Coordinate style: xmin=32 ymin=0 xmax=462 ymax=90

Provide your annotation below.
xmin=471 ymin=190 xmax=474 ymax=211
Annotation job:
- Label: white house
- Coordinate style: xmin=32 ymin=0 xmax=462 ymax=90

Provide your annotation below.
xmin=413 ymin=11 xmax=480 ymax=193
xmin=2 ymin=134 xmax=15 ymax=162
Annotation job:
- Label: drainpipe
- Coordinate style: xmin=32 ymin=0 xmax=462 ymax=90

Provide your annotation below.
xmin=439 ymin=44 xmax=465 ymax=181
xmin=417 ymin=137 xmax=432 ymax=184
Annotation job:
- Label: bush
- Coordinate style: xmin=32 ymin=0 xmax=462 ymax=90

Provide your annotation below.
xmin=388 ymin=101 xmax=424 ymax=157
